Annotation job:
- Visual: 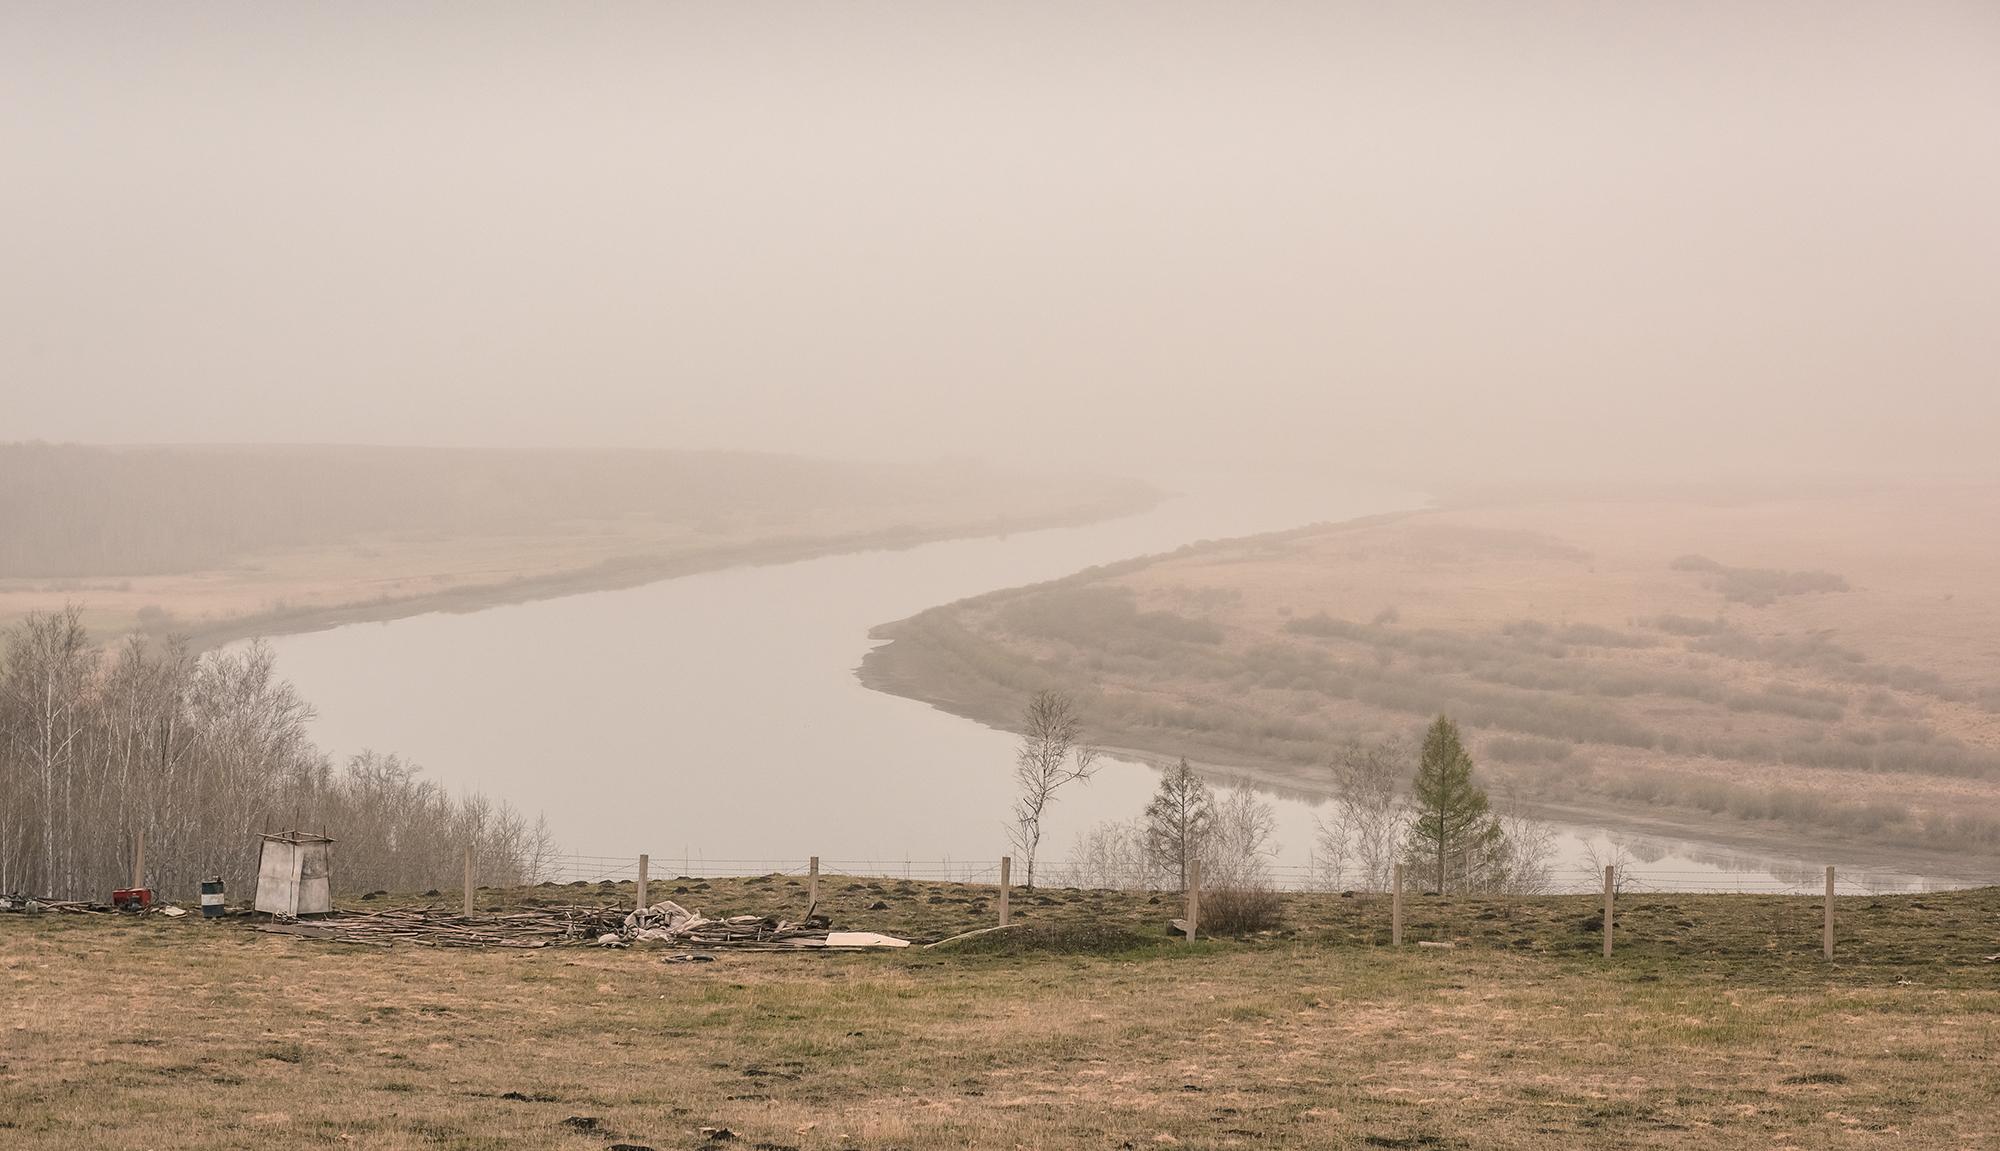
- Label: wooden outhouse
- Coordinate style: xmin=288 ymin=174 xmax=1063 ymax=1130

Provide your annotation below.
xmin=254 ymin=831 xmax=335 ymax=917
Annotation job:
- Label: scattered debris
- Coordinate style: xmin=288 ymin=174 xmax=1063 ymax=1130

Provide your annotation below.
xmin=159 ymin=905 xmax=189 ymax=918
xmin=825 ymin=931 xmax=909 ymax=949
xmin=665 ymin=953 xmax=716 ymax=964
xmin=559 ymin=1115 xmax=601 ymax=1131
xmin=0 ymin=895 xmax=103 ymax=914
xmin=621 ymin=900 xmax=906 ymax=950
xmin=700 ymin=1127 xmax=737 ymax=1142
xmin=249 ymin=900 xmax=909 ymax=951
xmin=1418 ymin=941 xmax=1456 ymax=950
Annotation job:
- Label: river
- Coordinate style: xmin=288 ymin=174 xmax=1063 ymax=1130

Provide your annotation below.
xmin=261 ymin=471 xmax=1949 ymax=894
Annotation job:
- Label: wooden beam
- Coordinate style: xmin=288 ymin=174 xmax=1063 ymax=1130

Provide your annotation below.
xmin=1602 ymin=865 xmax=1615 ymax=958
xmin=1391 ymin=863 xmax=1403 ymax=947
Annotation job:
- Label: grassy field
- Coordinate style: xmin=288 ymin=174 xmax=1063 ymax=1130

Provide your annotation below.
xmin=862 ymin=482 xmax=2000 ymax=867
xmin=6 ymin=880 xmax=1997 ymax=1149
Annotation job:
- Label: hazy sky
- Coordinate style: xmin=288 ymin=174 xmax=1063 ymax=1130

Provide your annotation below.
xmin=3 ymin=3 xmax=1995 ymax=481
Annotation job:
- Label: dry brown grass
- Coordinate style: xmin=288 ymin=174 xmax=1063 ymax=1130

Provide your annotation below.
xmin=864 ymin=483 xmax=2000 ymax=861
xmin=6 ymin=884 xmax=1998 ymax=1149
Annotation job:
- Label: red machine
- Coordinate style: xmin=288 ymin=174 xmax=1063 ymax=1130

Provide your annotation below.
xmin=112 ymin=887 xmax=153 ymax=912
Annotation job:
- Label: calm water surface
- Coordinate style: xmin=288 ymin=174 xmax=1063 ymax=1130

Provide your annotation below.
xmin=262 ymin=473 xmax=1948 ymax=893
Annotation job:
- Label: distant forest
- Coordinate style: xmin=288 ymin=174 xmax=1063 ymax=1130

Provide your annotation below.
xmin=0 ymin=443 xmax=1136 ymax=579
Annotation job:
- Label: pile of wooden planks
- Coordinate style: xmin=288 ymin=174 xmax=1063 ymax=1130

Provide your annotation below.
xmin=0 ymin=895 xmax=103 ymax=914
xmin=248 ymin=900 xmax=908 ymax=951
xmin=256 ymin=905 xmax=627 ymax=948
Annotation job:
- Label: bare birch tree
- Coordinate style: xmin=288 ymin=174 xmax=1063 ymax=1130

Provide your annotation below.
xmin=0 ymin=608 xmax=557 ymax=901
xmin=1495 ymin=790 xmax=1559 ymax=895
xmin=1201 ymin=783 xmax=1279 ymax=892
xmin=1008 ymin=689 xmax=1097 ymax=888
xmin=1313 ymin=736 xmax=1410 ymax=892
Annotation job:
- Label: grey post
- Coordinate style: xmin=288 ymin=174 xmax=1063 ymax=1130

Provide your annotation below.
xmin=1185 ymin=856 xmax=1201 ymax=942
xmin=808 ymin=855 xmax=820 ymax=910
xmin=998 ymin=856 xmax=1011 ymax=927
xmin=1391 ymin=862 xmax=1403 ymax=947
xmin=463 ymin=844 xmax=475 ymax=919
xmin=132 ymin=829 xmax=144 ymax=891
xmin=637 ymin=853 xmax=649 ymax=912
xmin=1824 ymin=865 xmax=1835 ymax=960
xmin=1602 ymin=864 xmax=1615 ymax=958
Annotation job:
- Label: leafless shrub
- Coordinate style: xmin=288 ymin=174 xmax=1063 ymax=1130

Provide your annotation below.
xmin=1198 ymin=885 xmax=1282 ymax=934
xmin=1060 ymin=818 xmax=1152 ymax=890
xmin=1495 ymin=795 xmax=1558 ymax=895
xmin=1579 ymin=839 xmax=1640 ymax=894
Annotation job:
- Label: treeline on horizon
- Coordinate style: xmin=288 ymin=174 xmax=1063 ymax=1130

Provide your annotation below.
xmin=0 ymin=442 xmax=1151 ymax=579
xmin=0 ymin=606 xmax=554 ymax=902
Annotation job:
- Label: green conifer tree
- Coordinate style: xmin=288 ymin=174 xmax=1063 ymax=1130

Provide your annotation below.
xmin=1403 ymin=715 xmax=1504 ymax=893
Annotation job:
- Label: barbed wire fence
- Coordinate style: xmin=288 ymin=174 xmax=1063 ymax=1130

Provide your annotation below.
xmin=505 ymin=852 xmax=1996 ymax=959
xmin=31 ymin=834 xmax=1989 ymax=963
xmin=533 ymin=853 xmax=1990 ymax=897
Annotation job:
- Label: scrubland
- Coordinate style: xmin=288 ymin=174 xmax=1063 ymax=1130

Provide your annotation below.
xmin=863 ymin=484 xmax=2000 ymax=866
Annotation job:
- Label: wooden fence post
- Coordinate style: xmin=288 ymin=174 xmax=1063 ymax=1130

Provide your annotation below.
xmin=1185 ymin=856 xmax=1201 ymax=942
xmin=1391 ymin=863 xmax=1403 ymax=947
xmin=998 ymin=856 xmax=1011 ymax=927
xmin=1602 ymin=864 xmax=1615 ymax=958
xmin=637 ymin=854 xmax=649 ymax=912
xmin=1824 ymin=865 xmax=1835 ymax=961
xmin=132 ymin=829 xmax=144 ymax=891
xmin=808 ymin=856 xmax=820 ymax=910
xmin=463 ymin=845 xmax=476 ymax=919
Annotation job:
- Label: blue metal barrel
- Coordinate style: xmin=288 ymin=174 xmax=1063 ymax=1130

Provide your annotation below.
xmin=199 ymin=877 xmax=225 ymax=918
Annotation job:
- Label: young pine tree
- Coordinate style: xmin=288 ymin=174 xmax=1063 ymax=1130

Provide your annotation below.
xmin=1143 ymin=757 xmax=1214 ymax=892
xmin=1403 ymin=715 xmax=1504 ymax=894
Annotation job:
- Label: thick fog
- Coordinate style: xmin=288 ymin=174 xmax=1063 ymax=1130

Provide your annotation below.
xmin=3 ymin=3 xmax=1995 ymax=482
